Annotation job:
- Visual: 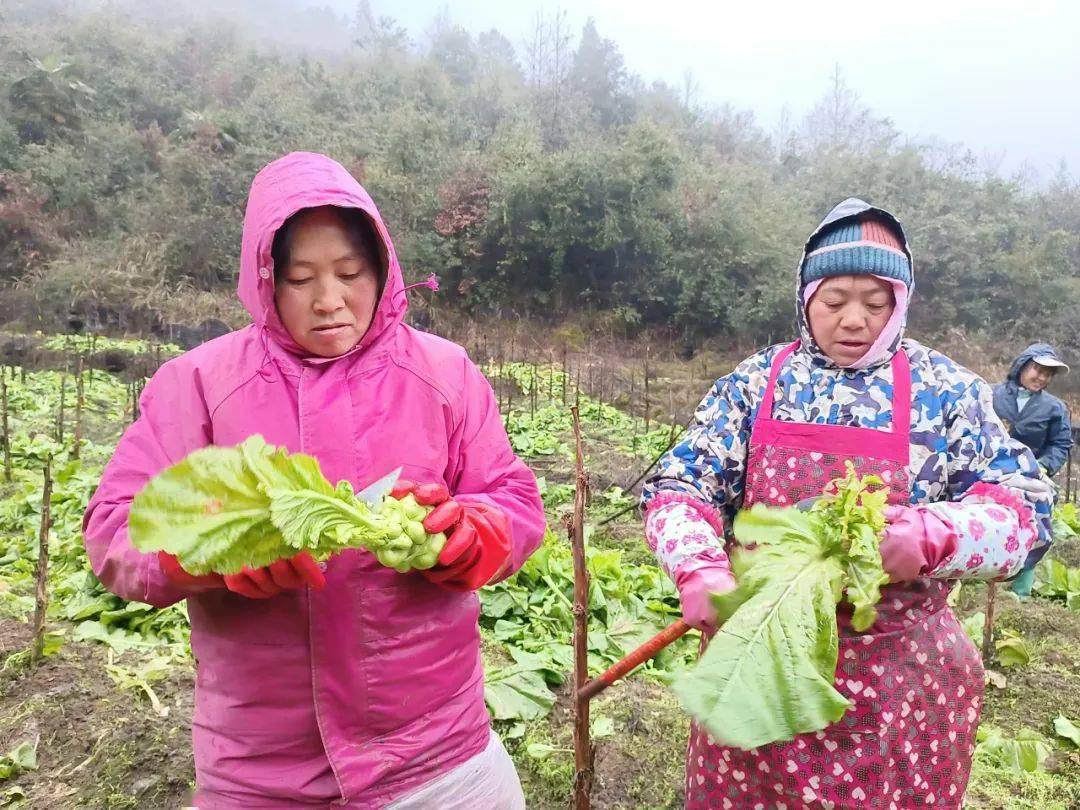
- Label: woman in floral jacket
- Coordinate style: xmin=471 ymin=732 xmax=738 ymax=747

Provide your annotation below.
xmin=641 ymin=198 xmax=1052 ymax=809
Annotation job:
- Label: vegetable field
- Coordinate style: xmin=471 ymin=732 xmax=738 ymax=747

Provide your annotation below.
xmin=1 ymin=338 xmax=1079 ymax=808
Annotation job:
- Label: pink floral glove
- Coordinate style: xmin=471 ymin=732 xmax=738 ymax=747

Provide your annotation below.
xmin=673 ymin=564 xmax=737 ymax=632
xmin=880 ymin=505 xmax=958 ymax=583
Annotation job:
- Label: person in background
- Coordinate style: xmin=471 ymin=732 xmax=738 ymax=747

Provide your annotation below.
xmin=993 ymin=342 xmax=1073 ymax=597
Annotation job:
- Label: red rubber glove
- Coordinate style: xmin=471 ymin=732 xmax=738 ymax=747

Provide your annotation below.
xmin=159 ymin=551 xmax=225 ymax=592
xmin=391 ymin=480 xmax=513 ymax=591
xmin=158 ymin=551 xmax=326 ymax=599
xmin=223 ymin=552 xmax=327 ymax=599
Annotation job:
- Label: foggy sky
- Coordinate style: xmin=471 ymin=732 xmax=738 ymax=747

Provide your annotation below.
xmin=336 ymin=0 xmax=1080 ymax=179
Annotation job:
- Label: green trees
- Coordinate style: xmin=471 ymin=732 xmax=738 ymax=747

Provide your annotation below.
xmin=0 ymin=1 xmax=1076 ymax=351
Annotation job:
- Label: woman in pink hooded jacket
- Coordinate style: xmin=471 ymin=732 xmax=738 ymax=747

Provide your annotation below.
xmin=83 ymin=152 xmax=546 ymax=807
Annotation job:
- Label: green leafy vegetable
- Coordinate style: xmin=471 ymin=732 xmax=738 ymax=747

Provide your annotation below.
xmin=994 ymin=630 xmax=1030 ymax=668
xmin=961 ymin=611 xmax=986 ymax=647
xmin=1033 ymin=556 xmax=1080 ymax=611
xmin=672 ymin=464 xmax=889 ymax=750
xmin=1051 ymin=503 xmax=1079 ymax=540
xmin=1053 ymin=714 xmax=1080 ymax=748
xmin=129 ymin=435 xmax=445 ymax=575
xmin=975 ymin=725 xmax=1051 ymax=773
xmin=0 ymin=740 xmax=37 ymax=780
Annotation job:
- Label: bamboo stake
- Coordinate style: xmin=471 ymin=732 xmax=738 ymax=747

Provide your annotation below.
xmin=1 ymin=370 xmax=11 ymax=483
xmin=56 ymin=365 xmax=67 ymax=443
xmin=88 ymin=335 xmax=97 ymax=392
xmin=549 ymin=351 xmax=555 ymax=401
xmin=497 ymin=359 xmax=505 ymax=415
xmin=561 ymin=345 xmax=570 ymax=406
xmin=982 ymin=582 xmax=997 ymax=663
xmin=643 ymin=348 xmax=651 ymax=433
xmin=32 ymin=455 xmax=53 ymax=664
xmin=568 ymin=405 xmax=593 ymax=809
xmin=72 ymin=357 xmax=85 ymax=459
xmin=530 ymin=363 xmax=537 ymax=419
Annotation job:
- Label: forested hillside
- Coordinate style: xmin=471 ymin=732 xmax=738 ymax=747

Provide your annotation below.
xmin=2 ymin=0 xmax=1077 ymax=351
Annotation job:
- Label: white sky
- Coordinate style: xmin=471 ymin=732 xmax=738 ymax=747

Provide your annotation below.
xmin=333 ymin=0 xmax=1080 ymax=178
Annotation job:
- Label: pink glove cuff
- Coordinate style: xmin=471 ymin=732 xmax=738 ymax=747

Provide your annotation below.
xmin=882 ymin=505 xmax=958 ymax=582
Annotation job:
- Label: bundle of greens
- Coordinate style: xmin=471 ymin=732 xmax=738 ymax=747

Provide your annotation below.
xmin=128 ymin=435 xmax=445 ymax=575
xmin=673 ymin=464 xmax=890 ymax=750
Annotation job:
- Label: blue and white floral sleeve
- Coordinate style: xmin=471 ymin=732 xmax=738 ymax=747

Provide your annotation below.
xmin=640 ymin=348 xmax=776 ymax=576
xmin=922 ymin=376 xmax=1053 ymax=579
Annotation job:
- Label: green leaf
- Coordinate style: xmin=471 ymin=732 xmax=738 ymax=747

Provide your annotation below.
xmin=128 ymin=439 xmax=280 ymax=575
xmin=2 ymin=786 xmax=27 ymax=804
xmin=0 ymin=739 xmax=37 ymax=782
xmin=1053 ymin=714 xmax=1080 ymax=748
xmin=961 ymin=612 xmax=986 ymax=647
xmin=8 ymin=742 xmax=36 ymax=771
xmin=525 ymin=742 xmax=567 ymax=761
xmin=506 ymin=646 xmax=566 ymax=686
xmin=674 ymin=466 xmax=890 ymax=750
xmin=129 ymin=435 xmax=442 ymax=575
xmin=673 ymin=523 xmax=850 ymax=750
xmin=484 ymin=666 xmax=556 ymax=721
xmin=994 ymin=631 xmax=1030 ymax=668
xmin=811 ymin=467 xmax=889 ymax=632
xmin=976 ymin=726 xmax=1051 ymax=773
xmin=591 ymin=715 xmax=615 ymax=739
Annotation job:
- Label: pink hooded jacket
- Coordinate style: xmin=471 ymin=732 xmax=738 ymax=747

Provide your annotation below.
xmin=82 ymin=152 xmax=546 ymax=806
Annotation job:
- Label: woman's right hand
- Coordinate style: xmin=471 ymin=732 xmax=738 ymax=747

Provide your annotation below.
xmin=159 ymin=551 xmax=225 ymax=591
xmin=158 ymin=550 xmax=326 ymax=598
xmin=673 ymin=564 xmax=737 ymax=633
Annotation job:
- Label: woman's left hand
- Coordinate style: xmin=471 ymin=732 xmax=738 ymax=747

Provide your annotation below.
xmin=391 ymin=480 xmax=513 ymax=590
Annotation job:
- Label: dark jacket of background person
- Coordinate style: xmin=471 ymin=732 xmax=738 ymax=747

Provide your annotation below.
xmin=992 ymin=343 xmax=1073 ymax=476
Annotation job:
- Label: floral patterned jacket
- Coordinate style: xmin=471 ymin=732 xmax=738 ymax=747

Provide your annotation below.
xmin=641 ymin=198 xmax=1052 ymax=585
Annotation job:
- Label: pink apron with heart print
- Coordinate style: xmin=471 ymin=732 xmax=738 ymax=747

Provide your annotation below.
xmin=684 ymin=343 xmax=983 ymax=810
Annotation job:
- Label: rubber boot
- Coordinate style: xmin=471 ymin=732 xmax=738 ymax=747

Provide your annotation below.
xmin=1010 ymin=565 xmax=1036 ymax=600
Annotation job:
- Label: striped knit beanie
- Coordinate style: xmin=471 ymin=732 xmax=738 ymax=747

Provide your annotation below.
xmin=802 ymin=214 xmax=912 ymax=287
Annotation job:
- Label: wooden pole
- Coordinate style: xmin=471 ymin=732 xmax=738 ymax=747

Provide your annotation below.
xmin=88 ymin=335 xmax=97 ymax=392
xmin=644 ymin=348 xmax=651 ymax=433
xmin=579 ymin=620 xmax=691 ymax=701
xmin=982 ymin=582 xmax=997 ymax=663
xmin=136 ymin=378 xmax=145 ymax=419
xmin=549 ymin=351 xmax=555 ymax=401
xmin=530 ymin=363 xmax=537 ymax=419
xmin=56 ymin=365 xmax=67 ymax=442
xmin=0 ymin=370 xmax=11 ymax=483
xmin=568 ymin=405 xmax=593 ymax=809
xmin=32 ymin=456 xmax=53 ymax=664
xmin=72 ymin=357 xmax=85 ymax=459
xmin=561 ymin=349 xmax=570 ymax=406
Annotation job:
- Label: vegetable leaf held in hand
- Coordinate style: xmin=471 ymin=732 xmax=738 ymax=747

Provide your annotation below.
xmin=129 ymin=435 xmax=445 ymax=575
xmin=673 ymin=464 xmax=890 ymax=750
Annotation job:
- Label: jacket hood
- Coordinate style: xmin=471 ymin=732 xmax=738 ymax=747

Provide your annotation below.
xmin=1007 ymin=343 xmax=1069 ymax=386
xmin=796 ymin=197 xmax=914 ymax=369
xmin=238 ymin=151 xmax=406 ymax=361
